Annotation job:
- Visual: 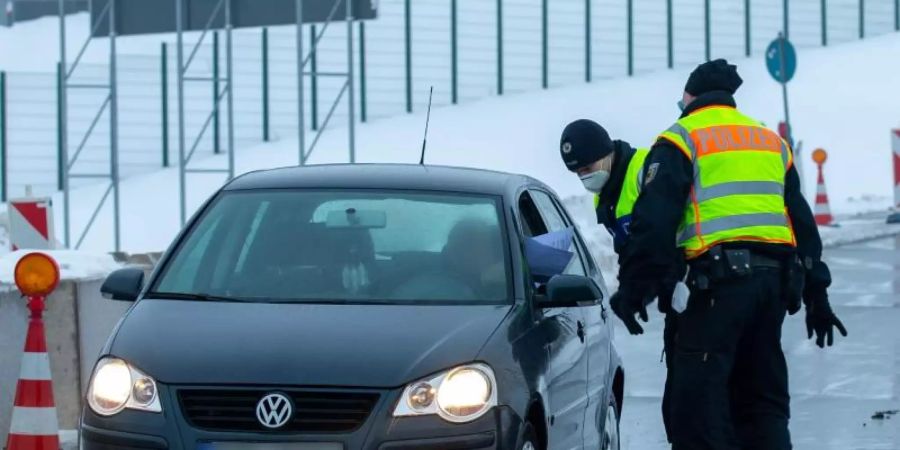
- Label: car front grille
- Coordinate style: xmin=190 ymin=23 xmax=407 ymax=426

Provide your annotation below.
xmin=178 ymin=388 xmax=380 ymax=433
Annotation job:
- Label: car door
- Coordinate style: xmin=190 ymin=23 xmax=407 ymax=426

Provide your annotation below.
xmin=534 ymin=190 xmax=615 ymax=448
xmin=520 ymin=190 xmax=589 ymax=450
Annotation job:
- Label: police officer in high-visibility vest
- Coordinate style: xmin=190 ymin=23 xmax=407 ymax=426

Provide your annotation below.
xmin=611 ymin=59 xmax=847 ymax=449
xmin=560 ymin=119 xmax=685 ymax=441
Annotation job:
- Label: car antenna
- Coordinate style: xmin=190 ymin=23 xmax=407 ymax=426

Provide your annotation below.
xmin=419 ymin=86 xmax=434 ymax=165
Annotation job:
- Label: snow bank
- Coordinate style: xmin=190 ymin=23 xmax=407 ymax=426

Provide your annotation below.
xmin=819 ymin=214 xmax=900 ymax=247
xmin=40 ymin=31 xmax=896 ymax=254
xmin=0 ymin=250 xmax=121 ymax=288
xmin=2 ymin=12 xmax=897 ymax=254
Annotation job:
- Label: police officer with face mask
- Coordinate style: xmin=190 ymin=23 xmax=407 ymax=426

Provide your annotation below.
xmin=560 ymin=120 xmax=685 ymax=441
xmin=560 ymin=119 xmax=650 ymax=254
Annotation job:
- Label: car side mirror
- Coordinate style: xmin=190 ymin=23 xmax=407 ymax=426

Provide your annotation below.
xmin=100 ymin=268 xmax=145 ymax=302
xmin=537 ymin=275 xmax=602 ymax=308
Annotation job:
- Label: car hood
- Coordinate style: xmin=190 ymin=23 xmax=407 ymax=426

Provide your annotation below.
xmin=109 ymin=299 xmax=512 ymax=388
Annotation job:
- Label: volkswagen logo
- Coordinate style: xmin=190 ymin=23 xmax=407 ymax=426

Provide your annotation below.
xmin=256 ymin=393 xmax=293 ymax=429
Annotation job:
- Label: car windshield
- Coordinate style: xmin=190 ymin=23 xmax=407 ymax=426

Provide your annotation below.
xmin=150 ymin=190 xmax=511 ymax=304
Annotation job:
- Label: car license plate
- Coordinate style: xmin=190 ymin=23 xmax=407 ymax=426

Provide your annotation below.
xmin=199 ymin=443 xmax=343 ymax=450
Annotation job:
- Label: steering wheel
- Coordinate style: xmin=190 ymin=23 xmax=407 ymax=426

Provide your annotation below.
xmin=390 ymin=272 xmax=478 ymax=301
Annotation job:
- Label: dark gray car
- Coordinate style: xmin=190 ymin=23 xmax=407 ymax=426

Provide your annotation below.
xmin=84 ymin=164 xmax=625 ymax=450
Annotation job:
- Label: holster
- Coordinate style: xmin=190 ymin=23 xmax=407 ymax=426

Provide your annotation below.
xmin=782 ymin=254 xmax=806 ymax=314
xmin=688 ymin=246 xmax=754 ymax=291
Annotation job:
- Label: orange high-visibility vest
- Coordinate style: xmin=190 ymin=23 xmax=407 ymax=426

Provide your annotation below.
xmin=658 ymin=105 xmax=797 ymax=259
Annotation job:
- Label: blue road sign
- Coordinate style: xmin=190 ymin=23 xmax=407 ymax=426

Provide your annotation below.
xmin=766 ymin=36 xmax=797 ymax=83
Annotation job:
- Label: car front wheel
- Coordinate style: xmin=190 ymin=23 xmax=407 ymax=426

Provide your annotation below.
xmin=602 ymin=395 xmax=620 ymax=450
xmin=519 ymin=421 xmax=539 ymax=450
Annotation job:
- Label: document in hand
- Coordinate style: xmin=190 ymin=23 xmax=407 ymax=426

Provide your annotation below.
xmin=525 ymin=228 xmax=575 ymax=283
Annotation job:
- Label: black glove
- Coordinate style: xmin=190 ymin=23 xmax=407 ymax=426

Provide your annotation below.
xmin=804 ymin=287 xmax=848 ymax=348
xmin=610 ymin=282 xmax=656 ymax=335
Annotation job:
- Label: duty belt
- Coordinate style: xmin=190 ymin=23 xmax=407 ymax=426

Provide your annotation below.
xmin=687 ymin=246 xmax=784 ymax=287
xmin=747 ymin=253 xmax=783 ymax=269
xmin=689 ymin=247 xmax=783 ymax=270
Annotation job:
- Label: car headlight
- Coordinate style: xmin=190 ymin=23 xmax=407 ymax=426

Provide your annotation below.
xmin=393 ymin=363 xmax=497 ymax=423
xmin=87 ymin=357 xmax=162 ymax=416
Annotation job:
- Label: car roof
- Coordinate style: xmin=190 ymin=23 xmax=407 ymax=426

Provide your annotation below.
xmin=224 ymin=163 xmax=544 ymax=196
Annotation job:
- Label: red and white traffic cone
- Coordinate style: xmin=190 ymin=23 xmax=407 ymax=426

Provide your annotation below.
xmin=5 ymin=295 xmax=60 ymax=450
xmin=888 ymin=129 xmax=900 ymax=224
xmin=812 ymin=149 xmax=834 ymax=226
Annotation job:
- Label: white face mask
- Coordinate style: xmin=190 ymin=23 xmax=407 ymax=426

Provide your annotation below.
xmin=580 ymin=170 xmax=610 ymax=193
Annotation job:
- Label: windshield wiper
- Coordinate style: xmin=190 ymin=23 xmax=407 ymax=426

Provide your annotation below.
xmin=143 ymin=291 xmax=251 ymax=303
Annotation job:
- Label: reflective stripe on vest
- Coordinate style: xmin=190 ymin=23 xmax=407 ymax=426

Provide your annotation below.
xmin=657 ymin=106 xmax=797 ymax=259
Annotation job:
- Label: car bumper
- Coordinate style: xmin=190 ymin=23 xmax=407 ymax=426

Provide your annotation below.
xmin=81 ymin=385 xmax=524 ymax=450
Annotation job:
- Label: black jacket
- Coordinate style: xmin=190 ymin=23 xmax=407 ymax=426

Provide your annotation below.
xmin=595 ymin=141 xmax=638 ymax=255
xmin=617 ymin=91 xmax=831 ymax=292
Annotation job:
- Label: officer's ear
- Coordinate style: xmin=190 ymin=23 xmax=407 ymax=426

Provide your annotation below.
xmin=682 ymin=91 xmax=697 ymax=108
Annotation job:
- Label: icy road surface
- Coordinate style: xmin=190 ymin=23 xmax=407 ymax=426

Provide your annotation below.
xmin=617 ymin=236 xmax=900 ymax=450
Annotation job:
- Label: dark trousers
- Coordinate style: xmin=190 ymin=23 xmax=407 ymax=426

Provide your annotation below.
xmin=666 ymin=268 xmax=792 ymax=450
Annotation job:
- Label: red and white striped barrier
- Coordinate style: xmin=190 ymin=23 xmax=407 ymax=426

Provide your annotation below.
xmin=6 ymin=253 xmax=61 ymax=450
xmin=892 ymin=129 xmax=899 ymax=208
xmin=812 ymin=149 xmax=834 ymax=226
xmin=8 ymin=198 xmax=55 ymax=251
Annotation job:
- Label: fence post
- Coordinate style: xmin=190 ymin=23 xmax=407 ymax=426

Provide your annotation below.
xmin=627 ymin=0 xmax=633 ymax=76
xmin=212 ymin=31 xmax=220 ymax=154
xmin=541 ymin=0 xmax=548 ymax=89
xmin=821 ymin=0 xmax=828 ymax=46
xmin=667 ymin=0 xmax=673 ymax=68
xmin=497 ymin=0 xmax=503 ymax=95
xmin=262 ymin=27 xmax=270 ymax=141
xmin=704 ymin=0 xmax=711 ymax=61
xmin=359 ymin=22 xmax=367 ymax=122
xmin=161 ymin=43 xmax=169 ymax=168
xmin=0 ymin=71 xmax=6 ymax=202
xmin=404 ymin=0 xmax=412 ymax=113
xmin=56 ymin=62 xmax=64 ymax=191
xmin=859 ymin=0 xmax=864 ymax=38
xmin=310 ymin=25 xmax=319 ymax=130
xmin=451 ymin=0 xmax=458 ymax=103
xmin=783 ymin=0 xmax=789 ymax=38
xmin=585 ymin=0 xmax=591 ymax=82
xmin=745 ymin=0 xmax=751 ymax=56
xmin=895 ymin=0 xmax=899 ymax=31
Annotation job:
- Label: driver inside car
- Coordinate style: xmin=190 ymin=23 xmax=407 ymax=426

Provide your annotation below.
xmin=441 ymin=218 xmax=506 ymax=299
xmin=390 ymin=218 xmax=506 ymax=301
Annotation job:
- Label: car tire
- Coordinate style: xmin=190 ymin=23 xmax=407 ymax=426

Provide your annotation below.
xmin=601 ymin=394 xmax=621 ymax=450
xmin=519 ymin=421 xmax=539 ymax=450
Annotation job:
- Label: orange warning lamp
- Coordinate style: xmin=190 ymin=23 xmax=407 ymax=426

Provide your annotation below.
xmin=14 ymin=252 xmax=60 ymax=298
xmin=812 ymin=148 xmax=828 ymax=165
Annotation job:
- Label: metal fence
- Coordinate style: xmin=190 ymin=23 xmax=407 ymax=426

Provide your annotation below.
xmin=0 ymin=0 xmax=898 ymax=247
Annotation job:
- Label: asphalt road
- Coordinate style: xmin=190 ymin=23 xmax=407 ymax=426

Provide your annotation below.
xmin=617 ymin=235 xmax=900 ymax=450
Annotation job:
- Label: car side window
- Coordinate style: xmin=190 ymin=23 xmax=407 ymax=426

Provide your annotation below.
xmin=518 ymin=192 xmax=549 ymax=238
xmin=529 ymin=190 xmax=588 ymax=277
